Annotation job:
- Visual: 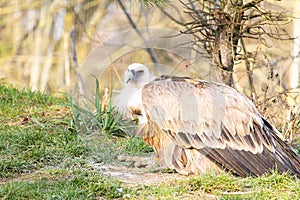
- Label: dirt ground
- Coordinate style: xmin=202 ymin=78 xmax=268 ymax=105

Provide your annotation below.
xmin=93 ymin=163 xmax=185 ymax=186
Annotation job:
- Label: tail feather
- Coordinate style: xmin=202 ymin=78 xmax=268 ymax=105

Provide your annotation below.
xmin=163 ymin=120 xmax=300 ymax=177
xmin=198 ymin=119 xmax=300 ymax=177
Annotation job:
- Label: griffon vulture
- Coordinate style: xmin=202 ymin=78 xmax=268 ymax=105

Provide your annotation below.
xmin=114 ymin=63 xmax=300 ymax=177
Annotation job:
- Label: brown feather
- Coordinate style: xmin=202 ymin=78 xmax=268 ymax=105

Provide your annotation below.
xmin=115 ymin=65 xmax=300 ymax=177
xmin=139 ymin=75 xmax=300 ymax=177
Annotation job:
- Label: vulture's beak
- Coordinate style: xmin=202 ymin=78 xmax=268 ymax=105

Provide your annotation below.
xmin=126 ymin=70 xmax=136 ymax=83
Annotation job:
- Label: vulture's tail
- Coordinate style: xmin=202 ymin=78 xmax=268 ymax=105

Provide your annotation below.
xmin=198 ymin=118 xmax=300 ymax=177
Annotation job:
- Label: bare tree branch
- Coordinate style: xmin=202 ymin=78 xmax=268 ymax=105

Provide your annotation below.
xmin=159 ymin=0 xmax=293 ymax=87
xmin=118 ymin=0 xmax=159 ymax=66
xmin=70 ymin=29 xmax=84 ymax=95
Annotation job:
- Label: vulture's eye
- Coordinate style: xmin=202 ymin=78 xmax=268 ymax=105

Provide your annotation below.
xmin=136 ymin=70 xmax=144 ymax=77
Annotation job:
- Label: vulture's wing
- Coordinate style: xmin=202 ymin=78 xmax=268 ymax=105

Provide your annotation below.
xmin=141 ymin=76 xmax=300 ymax=177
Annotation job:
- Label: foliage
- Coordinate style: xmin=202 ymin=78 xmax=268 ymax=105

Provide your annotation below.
xmin=70 ymin=78 xmax=153 ymax=164
xmin=71 ymin=78 xmax=136 ymax=137
xmin=117 ymin=136 xmax=154 ymax=156
xmin=126 ymin=171 xmax=300 ymax=199
xmin=0 ymin=170 xmax=127 ymax=199
xmin=0 ymin=82 xmax=88 ymax=179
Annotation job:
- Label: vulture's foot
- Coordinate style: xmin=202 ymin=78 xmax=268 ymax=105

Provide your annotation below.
xmin=117 ymin=154 xmax=165 ymax=170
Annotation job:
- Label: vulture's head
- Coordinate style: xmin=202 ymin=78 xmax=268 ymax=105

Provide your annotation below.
xmin=124 ymin=63 xmax=154 ymax=88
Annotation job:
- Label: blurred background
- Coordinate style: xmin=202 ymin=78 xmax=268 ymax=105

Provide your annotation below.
xmin=0 ymin=0 xmax=299 ymax=136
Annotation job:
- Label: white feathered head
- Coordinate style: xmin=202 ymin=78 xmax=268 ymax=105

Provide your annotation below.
xmin=114 ymin=63 xmax=155 ymax=119
xmin=123 ymin=63 xmax=155 ymax=88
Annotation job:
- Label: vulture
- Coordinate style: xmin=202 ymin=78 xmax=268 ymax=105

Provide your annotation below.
xmin=114 ymin=63 xmax=300 ymax=177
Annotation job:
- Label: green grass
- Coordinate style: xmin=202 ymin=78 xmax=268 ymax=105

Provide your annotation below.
xmin=1 ymin=170 xmax=299 ymax=199
xmin=70 ymin=78 xmax=135 ymax=137
xmin=0 ymin=82 xmax=88 ymax=179
xmin=124 ymin=171 xmax=300 ymax=199
xmin=0 ymin=169 xmax=127 ymax=199
xmin=0 ymin=81 xmax=299 ymax=199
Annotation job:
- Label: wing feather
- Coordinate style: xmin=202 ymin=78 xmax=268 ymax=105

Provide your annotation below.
xmin=142 ymin=77 xmax=269 ymax=154
xmin=124 ymin=73 xmax=300 ymax=177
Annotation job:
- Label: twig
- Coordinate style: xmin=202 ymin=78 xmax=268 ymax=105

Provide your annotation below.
xmin=240 ymin=36 xmax=255 ymax=97
xmin=118 ymin=0 xmax=159 ymax=65
xmin=70 ymin=29 xmax=84 ymax=95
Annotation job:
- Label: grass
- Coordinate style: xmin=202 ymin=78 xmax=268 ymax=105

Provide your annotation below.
xmin=70 ymin=78 xmax=135 ymax=137
xmin=0 ymin=82 xmax=88 ymax=179
xmin=123 ymin=171 xmax=300 ymax=199
xmin=0 ymin=81 xmax=299 ymax=199
xmin=1 ymin=169 xmax=127 ymax=199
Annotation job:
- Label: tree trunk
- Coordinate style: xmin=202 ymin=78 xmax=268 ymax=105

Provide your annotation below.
xmin=212 ymin=0 xmax=243 ymax=86
xmin=290 ymin=4 xmax=300 ymax=89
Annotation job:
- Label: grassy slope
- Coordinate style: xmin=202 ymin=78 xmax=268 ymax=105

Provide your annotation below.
xmin=0 ymin=82 xmax=299 ymax=199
